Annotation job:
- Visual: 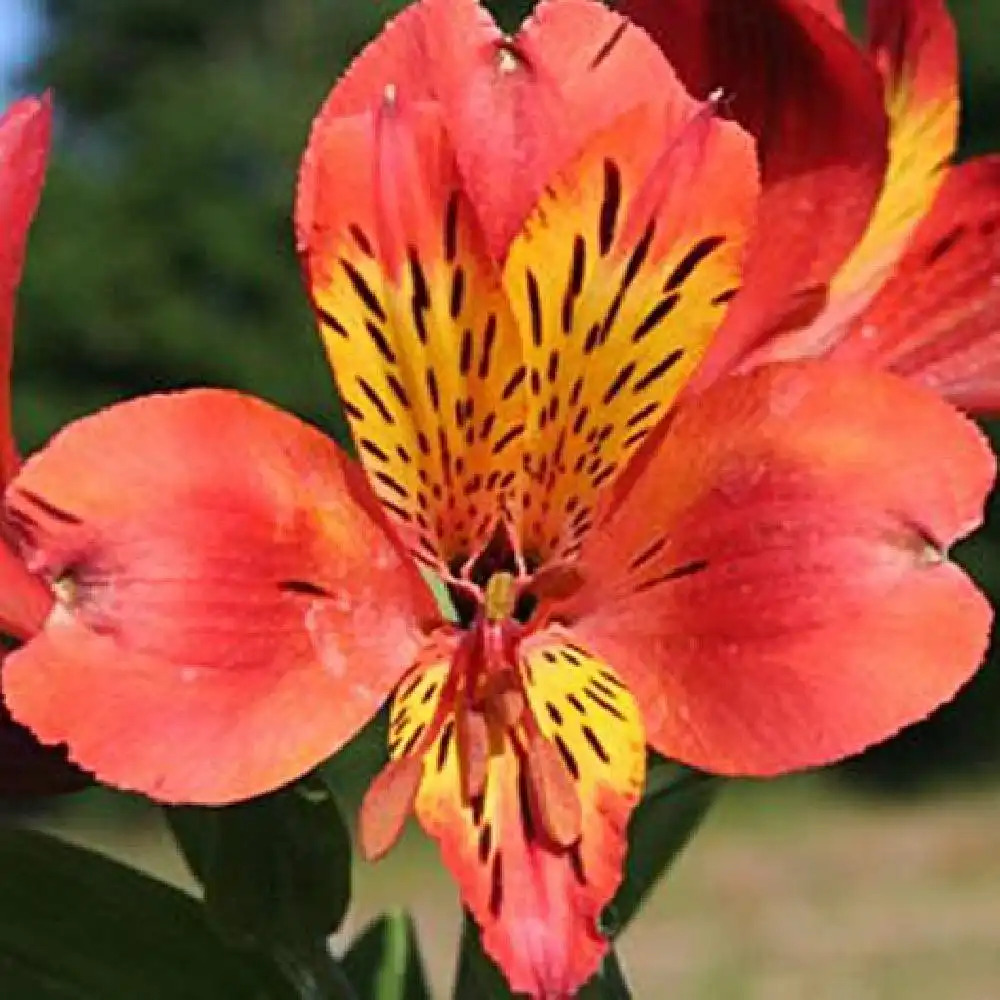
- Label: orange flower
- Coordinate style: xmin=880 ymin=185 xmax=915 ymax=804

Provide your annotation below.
xmin=0 ymin=94 xmax=85 ymax=795
xmin=623 ymin=0 xmax=1000 ymax=409
xmin=0 ymin=1 xmax=994 ymax=995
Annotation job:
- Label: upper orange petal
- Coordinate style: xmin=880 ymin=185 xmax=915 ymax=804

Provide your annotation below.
xmin=425 ymin=0 xmax=685 ymax=260
xmin=303 ymin=0 xmax=681 ymax=263
xmin=304 ymin=1 xmax=436 ymax=119
xmin=621 ymin=0 xmax=889 ymax=382
xmin=565 ymin=362 xmax=993 ymax=776
xmin=2 ymin=390 xmax=436 ymax=803
xmin=298 ymin=2 xmax=762 ymax=574
xmin=0 ymin=94 xmax=51 ymax=485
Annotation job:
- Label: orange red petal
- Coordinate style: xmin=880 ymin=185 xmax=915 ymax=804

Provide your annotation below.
xmin=798 ymin=0 xmax=846 ymax=28
xmin=741 ymin=0 xmax=960 ymax=369
xmin=567 ymin=362 xmax=993 ymax=776
xmin=427 ymin=0 xmax=683 ymax=259
xmin=0 ymin=94 xmax=50 ymax=485
xmin=869 ymin=0 xmax=958 ymax=116
xmin=0 ymin=536 xmax=51 ymax=640
xmin=2 ymin=390 xmax=435 ymax=803
xmin=305 ymin=0 xmax=436 ymax=121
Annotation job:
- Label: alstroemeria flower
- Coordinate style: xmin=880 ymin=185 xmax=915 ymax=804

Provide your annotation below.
xmin=0 ymin=1 xmax=994 ymax=996
xmin=623 ymin=0 xmax=1000 ymax=411
xmin=0 ymin=94 xmax=85 ymax=796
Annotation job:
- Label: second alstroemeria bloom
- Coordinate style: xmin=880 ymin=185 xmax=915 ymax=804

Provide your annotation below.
xmin=622 ymin=0 xmax=1000 ymax=409
xmin=1 ymin=1 xmax=994 ymax=997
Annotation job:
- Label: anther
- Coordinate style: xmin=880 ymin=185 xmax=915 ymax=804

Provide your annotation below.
xmin=484 ymin=572 xmax=517 ymax=622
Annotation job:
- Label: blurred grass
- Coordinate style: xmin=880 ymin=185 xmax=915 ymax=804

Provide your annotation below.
xmin=12 ymin=777 xmax=1000 ymax=998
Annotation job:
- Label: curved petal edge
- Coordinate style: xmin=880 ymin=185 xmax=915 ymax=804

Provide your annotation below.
xmin=568 ymin=362 xmax=994 ymax=776
xmin=2 ymin=389 xmax=436 ymax=803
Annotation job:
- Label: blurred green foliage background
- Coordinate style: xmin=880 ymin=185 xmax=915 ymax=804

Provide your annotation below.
xmin=5 ymin=0 xmax=1000 ymax=790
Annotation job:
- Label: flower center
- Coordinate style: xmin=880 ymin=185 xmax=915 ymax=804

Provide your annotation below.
xmin=446 ymin=518 xmax=538 ymax=629
xmin=483 ymin=571 xmax=516 ymax=622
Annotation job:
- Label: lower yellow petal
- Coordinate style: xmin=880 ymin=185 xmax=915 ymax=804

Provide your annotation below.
xmin=522 ymin=629 xmax=646 ymax=893
xmin=409 ymin=630 xmax=645 ymax=998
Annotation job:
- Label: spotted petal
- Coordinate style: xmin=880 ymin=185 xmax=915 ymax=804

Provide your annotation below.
xmin=358 ymin=628 xmax=458 ymax=862
xmin=304 ymin=0 xmax=436 ymax=120
xmin=565 ymin=362 xmax=993 ymax=776
xmin=298 ymin=95 xmax=527 ymax=569
xmin=380 ymin=628 xmax=644 ymax=997
xmin=2 ymin=390 xmax=436 ymax=803
xmin=502 ymin=98 xmax=757 ymax=561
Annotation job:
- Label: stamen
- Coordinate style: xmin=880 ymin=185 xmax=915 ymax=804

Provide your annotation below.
xmin=484 ymin=572 xmax=517 ymax=623
xmin=523 ymin=726 xmax=582 ymax=847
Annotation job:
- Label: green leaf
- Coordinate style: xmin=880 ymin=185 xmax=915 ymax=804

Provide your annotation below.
xmin=0 ymin=827 xmax=277 ymax=1000
xmin=166 ymin=773 xmax=352 ymax=953
xmin=604 ymin=761 xmax=721 ymax=937
xmin=342 ymin=911 xmax=431 ymax=1000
